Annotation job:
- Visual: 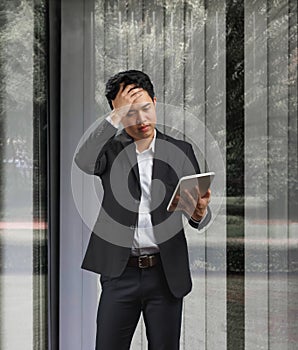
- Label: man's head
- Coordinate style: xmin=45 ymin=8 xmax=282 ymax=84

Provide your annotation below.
xmin=105 ymin=70 xmax=155 ymax=110
xmin=105 ymin=70 xmax=157 ymax=142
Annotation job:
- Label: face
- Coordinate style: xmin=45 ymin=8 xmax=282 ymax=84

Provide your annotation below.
xmin=121 ymin=91 xmax=157 ymax=141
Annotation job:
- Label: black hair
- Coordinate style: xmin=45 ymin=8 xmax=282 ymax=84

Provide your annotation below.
xmin=105 ymin=70 xmax=155 ymax=110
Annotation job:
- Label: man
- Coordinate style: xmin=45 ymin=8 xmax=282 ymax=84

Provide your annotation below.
xmin=75 ymin=70 xmax=211 ymax=350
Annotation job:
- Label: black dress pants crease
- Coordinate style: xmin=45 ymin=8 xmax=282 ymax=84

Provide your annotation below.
xmin=95 ymin=262 xmax=183 ymax=350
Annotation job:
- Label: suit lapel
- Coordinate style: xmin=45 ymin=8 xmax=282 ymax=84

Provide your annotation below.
xmin=117 ymin=128 xmax=171 ymax=208
xmin=117 ymin=130 xmax=140 ymax=183
xmin=152 ymin=129 xmax=170 ymax=182
xmin=118 ymin=128 xmax=170 ymax=184
xmin=151 ymin=130 xmax=171 ymax=216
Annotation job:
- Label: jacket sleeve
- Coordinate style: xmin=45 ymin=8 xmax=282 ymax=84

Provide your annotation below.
xmin=74 ymin=119 xmax=117 ymax=176
xmin=184 ymin=143 xmax=212 ymax=230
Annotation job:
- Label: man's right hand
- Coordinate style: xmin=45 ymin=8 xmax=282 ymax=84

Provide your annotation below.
xmin=110 ymin=83 xmax=143 ymax=125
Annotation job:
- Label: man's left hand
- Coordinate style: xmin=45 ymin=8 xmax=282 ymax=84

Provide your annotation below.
xmin=169 ymin=186 xmax=211 ymax=222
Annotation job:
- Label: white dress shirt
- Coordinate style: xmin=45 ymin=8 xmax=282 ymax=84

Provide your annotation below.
xmin=106 ymin=116 xmax=159 ymax=255
xmin=131 ymin=131 xmax=160 ymax=256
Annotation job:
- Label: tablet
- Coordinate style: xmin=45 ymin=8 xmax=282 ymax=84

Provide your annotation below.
xmin=166 ymin=172 xmax=215 ymax=212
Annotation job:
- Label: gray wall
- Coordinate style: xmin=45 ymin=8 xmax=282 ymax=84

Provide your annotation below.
xmin=60 ymin=0 xmax=98 ymax=349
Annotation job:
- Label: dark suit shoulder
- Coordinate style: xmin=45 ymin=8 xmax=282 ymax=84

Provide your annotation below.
xmin=157 ymin=130 xmax=193 ymax=152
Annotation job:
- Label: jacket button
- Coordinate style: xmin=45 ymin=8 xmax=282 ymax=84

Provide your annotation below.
xmin=130 ymin=225 xmax=135 ymax=230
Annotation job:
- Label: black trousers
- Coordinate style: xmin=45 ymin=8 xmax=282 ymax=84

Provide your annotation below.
xmin=95 ymin=260 xmax=183 ymax=350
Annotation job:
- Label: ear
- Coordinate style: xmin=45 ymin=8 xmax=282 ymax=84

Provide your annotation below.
xmin=153 ymin=97 xmax=157 ymax=106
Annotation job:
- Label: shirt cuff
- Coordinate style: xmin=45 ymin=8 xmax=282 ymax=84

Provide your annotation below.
xmin=188 ymin=208 xmax=209 ymax=229
xmin=191 ymin=209 xmax=208 ymax=223
xmin=106 ymin=115 xmax=120 ymax=128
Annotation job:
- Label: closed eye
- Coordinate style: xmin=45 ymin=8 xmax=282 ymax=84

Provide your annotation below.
xmin=142 ymin=103 xmax=152 ymax=111
xmin=126 ymin=110 xmax=137 ymax=117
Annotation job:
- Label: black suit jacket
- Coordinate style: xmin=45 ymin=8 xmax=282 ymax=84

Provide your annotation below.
xmin=75 ymin=119 xmax=211 ymax=298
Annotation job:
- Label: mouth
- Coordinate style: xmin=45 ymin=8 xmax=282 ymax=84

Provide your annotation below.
xmin=138 ymin=125 xmax=150 ymax=133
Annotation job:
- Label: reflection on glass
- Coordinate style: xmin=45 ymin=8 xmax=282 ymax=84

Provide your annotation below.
xmin=245 ymin=0 xmax=298 ymax=349
xmin=95 ymin=1 xmax=227 ymax=349
xmin=0 ymin=1 xmax=48 ymax=349
xmin=93 ymin=0 xmax=297 ymax=349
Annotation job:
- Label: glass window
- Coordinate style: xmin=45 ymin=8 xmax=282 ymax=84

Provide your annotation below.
xmin=0 ymin=1 xmax=48 ymax=349
xmin=92 ymin=0 xmax=297 ymax=349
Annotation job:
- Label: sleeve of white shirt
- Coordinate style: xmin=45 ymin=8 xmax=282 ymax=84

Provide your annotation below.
xmin=106 ymin=115 xmax=120 ymax=128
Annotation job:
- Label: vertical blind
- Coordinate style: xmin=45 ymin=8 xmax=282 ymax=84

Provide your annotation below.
xmin=90 ymin=0 xmax=297 ymax=349
xmin=245 ymin=0 xmax=297 ymax=349
xmin=94 ymin=0 xmax=227 ymax=349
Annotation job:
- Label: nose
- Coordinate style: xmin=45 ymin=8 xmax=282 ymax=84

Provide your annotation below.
xmin=136 ymin=110 xmax=147 ymax=124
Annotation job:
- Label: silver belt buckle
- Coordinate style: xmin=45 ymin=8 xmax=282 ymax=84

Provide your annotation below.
xmin=138 ymin=255 xmax=149 ymax=268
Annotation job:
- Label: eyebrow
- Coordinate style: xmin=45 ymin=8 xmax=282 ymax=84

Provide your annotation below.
xmin=141 ymin=103 xmax=151 ymax=109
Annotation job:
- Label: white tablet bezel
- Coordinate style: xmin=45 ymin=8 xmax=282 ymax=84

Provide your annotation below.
xmin=166 ymin=172 xmax=215 ymax=212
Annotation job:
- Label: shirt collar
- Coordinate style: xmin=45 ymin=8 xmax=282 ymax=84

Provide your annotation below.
xmin=135 ymin=129 xmax=156 ymax=155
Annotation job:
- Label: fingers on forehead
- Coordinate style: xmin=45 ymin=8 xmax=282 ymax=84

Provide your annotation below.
xmin=122 ymin=83 xmax=140 ymax=93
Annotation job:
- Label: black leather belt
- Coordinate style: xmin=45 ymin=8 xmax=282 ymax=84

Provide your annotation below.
xmin=127 ymin=254 xmax=160 ymax=268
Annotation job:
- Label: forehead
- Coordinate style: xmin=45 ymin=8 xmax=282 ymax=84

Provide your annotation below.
xmin=132 ymin=90 xmax=154 ymax=105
